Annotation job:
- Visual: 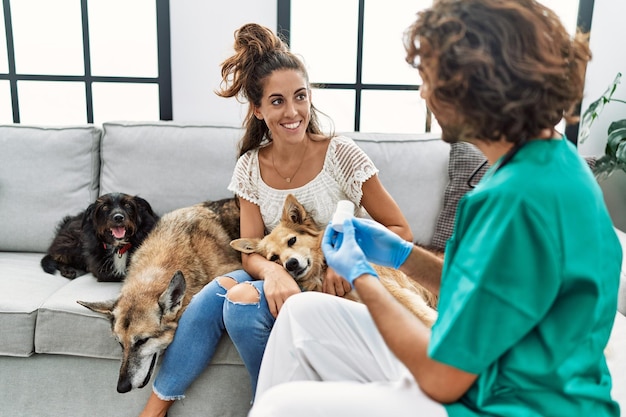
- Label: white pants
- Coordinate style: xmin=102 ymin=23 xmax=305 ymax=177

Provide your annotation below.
xmin=249 ymin=292 xmax=448 ymax=417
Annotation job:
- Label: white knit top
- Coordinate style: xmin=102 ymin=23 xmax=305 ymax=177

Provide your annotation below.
xmin=227 ymin=135 xmax=378 ymax=232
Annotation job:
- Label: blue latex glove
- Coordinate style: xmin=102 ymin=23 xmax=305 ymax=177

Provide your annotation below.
xmin=351 ymin=218 xmax=413 ymax=269
xmin=322 ymin=220 xmax=378 ymax=287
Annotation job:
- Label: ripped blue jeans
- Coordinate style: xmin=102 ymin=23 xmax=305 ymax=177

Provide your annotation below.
xmin=152 ymin=269 xmax=275 ymax=400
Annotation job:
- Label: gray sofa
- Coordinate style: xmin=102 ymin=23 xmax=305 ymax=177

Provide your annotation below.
xmin=0 ymin=121 xmax=624 ymax=417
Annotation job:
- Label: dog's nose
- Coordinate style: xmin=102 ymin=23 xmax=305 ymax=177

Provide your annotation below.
xmin=117 ymin=377 xmax=132 ymax=393
xmin=285 ymin=258 xmax=299 ymax=272
xmin=113 ymin=213 xmax=125 ymax=223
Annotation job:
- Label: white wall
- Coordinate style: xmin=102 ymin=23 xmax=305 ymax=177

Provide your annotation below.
xmin=169 ymin=0 xmax=276 ymax=126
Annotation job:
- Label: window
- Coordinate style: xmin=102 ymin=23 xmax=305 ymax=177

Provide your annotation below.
xmin=0 ymin=0 xmax=171 ymax=125
xmin=278 ymin=0 xmax=594 ymax=138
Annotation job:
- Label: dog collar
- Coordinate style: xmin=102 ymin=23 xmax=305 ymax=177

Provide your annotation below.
xmin=103 ymin=242 xmax=132 ymax=256
xmin=118 ymin=243 xmax=132 ymax=255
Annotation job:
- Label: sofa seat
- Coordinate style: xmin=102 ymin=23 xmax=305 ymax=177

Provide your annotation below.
xmin=0 ymin=252 xmax=69 ymax=357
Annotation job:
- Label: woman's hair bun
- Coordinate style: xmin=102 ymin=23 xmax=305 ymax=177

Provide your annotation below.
xmin=233 ymin=23 xmax=288 ymax=59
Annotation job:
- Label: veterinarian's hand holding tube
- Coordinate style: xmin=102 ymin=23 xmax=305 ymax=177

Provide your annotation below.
xmin=322 ymin=220 xmax=378 ymax=286
xmin=350 ymin=218 xmax=413 ymax=269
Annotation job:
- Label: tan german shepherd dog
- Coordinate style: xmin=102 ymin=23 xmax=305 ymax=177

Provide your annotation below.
xmin=78 ymin=198 xmax=242 ymax=393
xmin=230 ymin=194 xmax=438 ymax=327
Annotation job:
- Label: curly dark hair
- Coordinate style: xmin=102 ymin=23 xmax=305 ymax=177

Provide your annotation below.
xmin=216 ymin=23 xmax=328 ymax=157
xmin=404 ymin=0 xmax=591 ymax=146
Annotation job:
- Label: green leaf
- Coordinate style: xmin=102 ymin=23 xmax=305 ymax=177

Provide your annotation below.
xmin=593 ymin=155 xmax=617 ymax=181
xmin=579 ymin=98 xmax=602 ymax=143
xmin=579 ymin=72 xmax=622 ymax=143
xmin=605 ymin=127 xmax=626 ymax=156
xmin=608 ymin=119 xmax=626 ymax=135
xmin=616 ymin=140 xmax=626 ymax=164
xmin=609 ymin=72 xmax=622 ymax=93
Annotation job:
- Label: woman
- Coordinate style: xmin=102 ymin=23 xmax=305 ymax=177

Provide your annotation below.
xmin=138 ymin=23 xmax=412 ymax=417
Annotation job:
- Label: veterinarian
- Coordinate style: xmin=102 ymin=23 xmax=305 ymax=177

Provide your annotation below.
xmin=248 ymin=1 xmax=623 ymax=416
xmin=138 ymin=23 xmax=412 ymax=417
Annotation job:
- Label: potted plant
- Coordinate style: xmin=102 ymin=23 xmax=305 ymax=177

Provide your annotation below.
xmin=579 ymin=72 xmax=626 ymax=180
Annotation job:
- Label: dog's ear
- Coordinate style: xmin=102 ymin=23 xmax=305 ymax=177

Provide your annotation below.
xmin=230 ymin=238 xmax=261 ymax=254
xmin=135 ymin=196 xmax=159 ymax=225
xmin=282 ymin=194 xmax=308 ymax=225
xmin=81 ymin=202 xmax=97 ymax=229
xmin=133 ymin=196 xmax=159 ymax=241
xmin=77 ymin=299 xmax=116 ymax=319
xmin=159 ymin=271 xmax=186 ymax=318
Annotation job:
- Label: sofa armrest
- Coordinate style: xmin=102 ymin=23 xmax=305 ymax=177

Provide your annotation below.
xmin=614 ymin=227 xmax=626 ymax=315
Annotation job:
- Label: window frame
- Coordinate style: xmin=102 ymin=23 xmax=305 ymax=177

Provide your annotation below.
xmin=278 ymin=0 xmax=595 ymax=142
xmin=0 ymin=0 xmax=172 ymax=124
xmin=278 ymin=0 xmax=427 ymax=133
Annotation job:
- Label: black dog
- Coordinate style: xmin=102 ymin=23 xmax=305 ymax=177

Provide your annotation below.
xmin=41 ymin=193 xmax=159 ymax=282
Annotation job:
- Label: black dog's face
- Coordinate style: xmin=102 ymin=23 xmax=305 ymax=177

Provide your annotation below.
xmin=86 ymin=193 xmax=155 ymax=244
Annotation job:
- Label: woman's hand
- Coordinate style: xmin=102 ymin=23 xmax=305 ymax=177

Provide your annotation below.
xmin=262 ymin=266 xmax=301 ymax=318
xmin=322 ymin=267 xmax=352 ymax=297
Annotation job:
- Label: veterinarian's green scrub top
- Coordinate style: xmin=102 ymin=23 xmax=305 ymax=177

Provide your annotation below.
xmin=429 ymin=138 xmax=622 ymax=417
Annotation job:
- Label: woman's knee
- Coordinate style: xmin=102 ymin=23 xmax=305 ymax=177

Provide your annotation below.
xmin=216 ymin=275 xmax=238 ymax=291
xmin=226 ymin=282 xmax=260 ymax=304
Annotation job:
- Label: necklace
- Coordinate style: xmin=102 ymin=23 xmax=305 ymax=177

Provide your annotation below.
xmin=271 ymin=138 xmax=309 ymax=183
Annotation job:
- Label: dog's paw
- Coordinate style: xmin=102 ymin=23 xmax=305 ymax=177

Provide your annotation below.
xmin=59 ymin=266 xmax=83 ymax=279
xmin=40 ymin=255 xmax=58 ymax=275
xmin=95 ymin=272 xmax=126 ymax=283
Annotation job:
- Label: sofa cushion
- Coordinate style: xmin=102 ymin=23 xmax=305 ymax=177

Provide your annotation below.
xmin=35 ymin=275 xmax=124 ymax=359
xmin=100 ymin=122 xmax=242 ymax=216
xmin=0 ymin=125 xmax=101 ymax=252
xmin=348 ymin=132 xmax=450 ymax=246
xmin=0 ymin=253 xmax=69 ymax=357
xmin=431 ymin=142 xmax=488 ymax=251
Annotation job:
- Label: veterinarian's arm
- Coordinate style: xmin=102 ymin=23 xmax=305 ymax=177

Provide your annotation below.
xmin=399 ymin=246 xmax=443 ymax=297
xmin=360 ymin=175 xmax=413 ymax=242
xmin=238 ymin=198 xmax=301 ymax=316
